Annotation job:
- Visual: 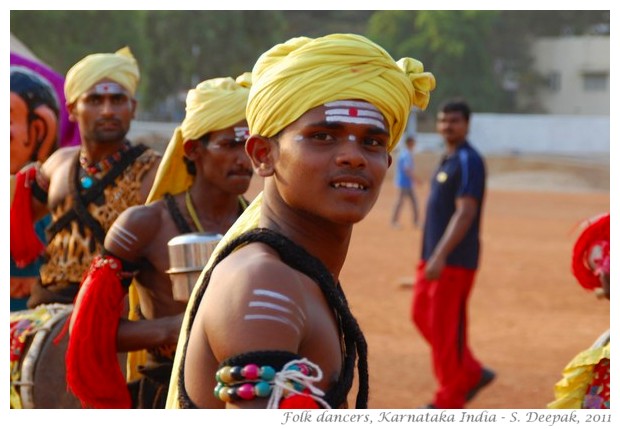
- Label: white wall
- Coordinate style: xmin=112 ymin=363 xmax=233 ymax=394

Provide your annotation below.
xmin=415 ymin=113 xmax=610 ymax=157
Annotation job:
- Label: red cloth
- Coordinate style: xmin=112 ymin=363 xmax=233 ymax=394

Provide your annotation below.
xmin=279 ymin=390 xmax=321 ymax=409
xmin=412 ymin=262 xmax=482 ymax=408
xmin=10 ymin=167 xmax=45 ymax=268
xmin=571 ymin=213 xmax=610 ymax=290
xmin=65 ymin=256 xmax=131 ymax=408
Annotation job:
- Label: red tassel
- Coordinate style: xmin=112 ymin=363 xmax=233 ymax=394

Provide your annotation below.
xmin=66 ymin=256 xmax=131 ymax=408
xmin=10 ymin=167 xmax=45 ymax=268
xmin=571 ymin=213 xmax=610 ymax=290
xmin=279 ymin=390 xmax=321 ymax=409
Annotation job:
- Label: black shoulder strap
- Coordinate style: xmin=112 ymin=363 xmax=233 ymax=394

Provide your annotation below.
xmin=47 ymin=143 xmax=149 ymax=244
xmin=164 ymin=193 xmax=193 ymax=235
xmin=177 ymin=228 xmax=368 ymax=409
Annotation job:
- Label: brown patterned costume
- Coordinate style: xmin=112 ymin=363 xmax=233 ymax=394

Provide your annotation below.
xmin=28 ymin=144 xmax=159 ymax=308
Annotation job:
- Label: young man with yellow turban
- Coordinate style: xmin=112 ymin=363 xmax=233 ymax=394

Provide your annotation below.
xmin=65 ymin=74 xmax=254 ymax=409
xmin=166 ymin=33 xmax=435 ymax=409
xmin=12 ymin=47 xmax=160 ymax=308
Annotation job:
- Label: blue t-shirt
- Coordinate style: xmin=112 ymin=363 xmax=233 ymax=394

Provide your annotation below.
xmin=394 ymin=148 xmax=414 ymax=189
xmin=421 ymin=141 xmax=485 ymax=269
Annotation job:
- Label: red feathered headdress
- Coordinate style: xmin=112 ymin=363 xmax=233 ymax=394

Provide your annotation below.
xmin=571 ymin=213 xmax=610 ymax=291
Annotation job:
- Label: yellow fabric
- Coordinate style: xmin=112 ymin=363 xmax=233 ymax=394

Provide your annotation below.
xmin=126 ymin=73 xmax=251 ymax=382
xmin=246 ymin=33 xmax=435 ymax=153
xmin=64 ymin=47 xmax=140 ymax=104
xmin=166 ymin=33 xmax=435 ymax=408
xmin=547 ymin=340 xmax=610 ymax=409
xmin=146 ymin=73 xmax=252 ymax=203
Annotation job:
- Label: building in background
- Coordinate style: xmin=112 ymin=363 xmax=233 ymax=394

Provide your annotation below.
xmin=522 ymin=35 xmax=609 ymax=115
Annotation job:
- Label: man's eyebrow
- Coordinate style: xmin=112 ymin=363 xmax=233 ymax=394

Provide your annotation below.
xmin=305 ymin=120 xmax=389 ymax=137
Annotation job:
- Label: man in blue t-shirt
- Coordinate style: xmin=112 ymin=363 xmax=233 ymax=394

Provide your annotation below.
xmin=412 ymin=99 xmax=494 ymax=409
xmin=391 ymin=136 xmax=420 ymax=228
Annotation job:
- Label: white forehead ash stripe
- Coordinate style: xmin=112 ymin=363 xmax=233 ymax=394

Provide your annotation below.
xmin=108 ymin=224 xmax=138 ymax=251
xmin=253 ymin=289 xmax=306 ymax=320
xmin=92 ymin=82 xmax=126 ymax=95
xmin=326 ymin=108 xmax=384 ymax=121
xmin=244 ymin=314 xmax=301 ymax=335
xmin=326 ymin=115 xmax=386 ymax=130
xmin=324 ymin=101 xmax=386 ymax=131
xmin=234 ymin=127 xmax=249 ymax=141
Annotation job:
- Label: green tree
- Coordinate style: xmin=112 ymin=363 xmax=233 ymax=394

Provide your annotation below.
xmin=368 ymin=11 xmax=503 ymax=115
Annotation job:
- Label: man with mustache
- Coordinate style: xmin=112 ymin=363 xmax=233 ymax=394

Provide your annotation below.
xmin=13 ymin=47 xmax=161 ymax=308
xmin=66 ymin=75 xmax=254 ymax=409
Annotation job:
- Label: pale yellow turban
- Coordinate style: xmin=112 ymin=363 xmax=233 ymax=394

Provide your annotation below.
xmin=64 ymin=46 xmax=140 ymax=104
xmin=146 ymin=72 xmax=252 ymax=203
xmin=247 ymin=33 xmax=436 ymax=153
xmin=166 ymin=34 xmax=435 ymax=408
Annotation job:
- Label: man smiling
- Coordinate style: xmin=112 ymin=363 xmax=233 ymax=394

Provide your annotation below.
xmin=167 ymin=33 xmax=435 ymax=409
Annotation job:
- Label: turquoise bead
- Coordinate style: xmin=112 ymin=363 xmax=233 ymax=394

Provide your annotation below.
xmin=260 ymin=366 xmax=276 ymax=381
xmin=254 ymin=381 xmax=272 ymax=398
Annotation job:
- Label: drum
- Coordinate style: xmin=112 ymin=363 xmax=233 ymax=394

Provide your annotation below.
xmin=10 ymin=303 xmax=127 ymax=408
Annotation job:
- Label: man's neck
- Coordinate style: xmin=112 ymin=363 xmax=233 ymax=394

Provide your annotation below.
xmin=80 ymin=139 xmax=129 ymax=163
xmin=186 ymin=184 xmax=241 ymax=231
xmin=259 ymin=193 xmax=351 ymax=280
xmin=445 ymin=138 xmax=466 ymax=155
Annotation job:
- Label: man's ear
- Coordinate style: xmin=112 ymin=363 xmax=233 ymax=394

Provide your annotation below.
xmin=67 ymin=102 xmax=77 ymax=122
xmin=246 ymin=135 xmax=275 ymax=177
xmin=130 ymin=98 xmax=137 ymax=119
xmin=183 ymin=139 xmax=199 ymax=160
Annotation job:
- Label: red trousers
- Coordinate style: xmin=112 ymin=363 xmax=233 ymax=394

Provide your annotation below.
xmin=412 ymin=261 xmax=482 ymax=408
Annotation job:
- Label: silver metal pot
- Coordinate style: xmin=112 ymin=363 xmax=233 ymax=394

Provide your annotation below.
xmin=166 ymin=232 xmax=223 ymax=302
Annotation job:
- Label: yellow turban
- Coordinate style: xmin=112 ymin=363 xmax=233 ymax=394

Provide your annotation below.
xmin=247 ymin=33 xmax=436 ymax=153
xmin=64 ymin=46 xmax=140 ymax=104
xmin=166 ymin=35 xmax=435 ymax=408
xmin=146 ymin=72 xmax=252 ymax=203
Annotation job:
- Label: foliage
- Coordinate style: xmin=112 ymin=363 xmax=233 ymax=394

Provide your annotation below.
xmin=10 ymin=10 xmax=610 ymax=119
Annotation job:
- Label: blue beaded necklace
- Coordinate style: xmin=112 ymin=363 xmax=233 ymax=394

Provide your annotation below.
xmin=79 ymin=142 xmax=131 ymax=189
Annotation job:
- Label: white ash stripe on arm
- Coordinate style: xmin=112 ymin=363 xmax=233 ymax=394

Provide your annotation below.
xmin=108 ymin=223 xmax=139 ymax=251
xmin=242 ymin=288 xmax=307 ymax=335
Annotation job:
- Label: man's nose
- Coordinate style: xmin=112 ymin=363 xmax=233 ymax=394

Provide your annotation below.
xmin=100 ymin=99 xmax=115 ymax=115
xmin=335 ymin=139 xmax=367 ymax=168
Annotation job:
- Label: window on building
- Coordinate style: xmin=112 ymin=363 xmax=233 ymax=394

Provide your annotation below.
xmin=583 ymin=73 xmax=608 ymax=91
xmin=544 ymin=72 xmax=561 ymax=92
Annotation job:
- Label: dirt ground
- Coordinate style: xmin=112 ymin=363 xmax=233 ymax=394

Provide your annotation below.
xmin=243 ymin=151 xmax=610 ymax=410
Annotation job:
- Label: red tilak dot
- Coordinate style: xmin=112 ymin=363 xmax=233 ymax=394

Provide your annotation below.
xmin=349 ymin=108 xmax=358 ymax=117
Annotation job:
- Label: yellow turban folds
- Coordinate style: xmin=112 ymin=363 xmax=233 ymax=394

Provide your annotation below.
xmin=247 ymin=33 xmax=436 ymax=153
xmin=146 ymin=73 xmax=252 ymax=203
xmin=64 ymin=47 xmax=140 ymax=104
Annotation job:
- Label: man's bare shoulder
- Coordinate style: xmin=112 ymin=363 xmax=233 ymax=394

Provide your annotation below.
xmin=200 ymin=243 xmax=309 ymax=359
xmin=42 ymin=146 xmax=79 ymax=173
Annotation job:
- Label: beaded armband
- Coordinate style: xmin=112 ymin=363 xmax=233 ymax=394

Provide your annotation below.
xmin=214 ymin=357 xmax=331 ymax=409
